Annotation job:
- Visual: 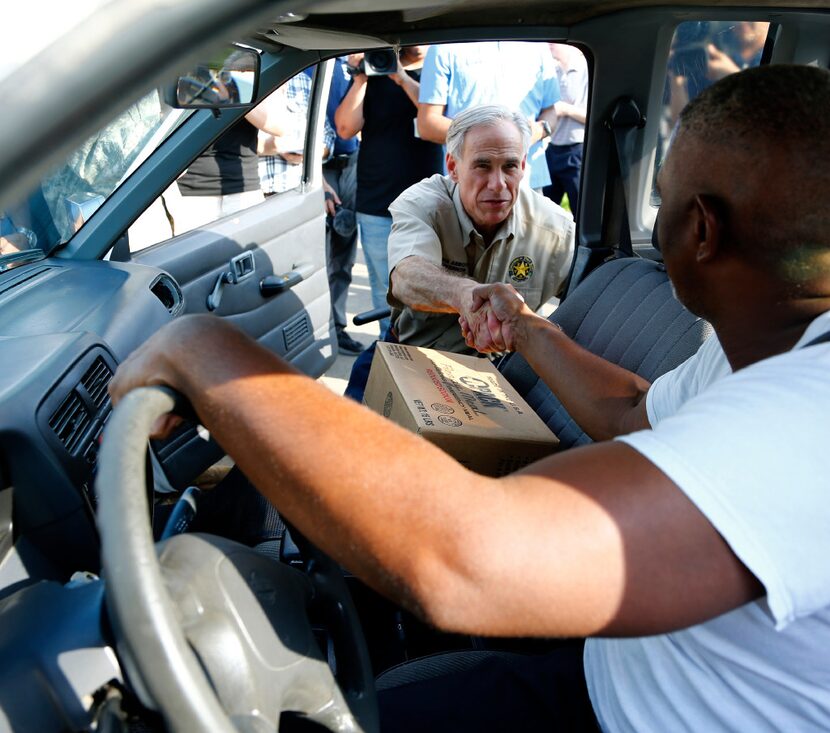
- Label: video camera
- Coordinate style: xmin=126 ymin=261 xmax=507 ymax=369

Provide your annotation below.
xmin=348 ymin=49 xmax=399 ymax=76
xmin=668 ymin=43 xmax=708 ymax=77
xmin=667 ymin=21 xmax=710 ymax=77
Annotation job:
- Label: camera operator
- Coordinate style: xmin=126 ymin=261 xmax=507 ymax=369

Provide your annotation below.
xmin=335 ymin=47 xmax=444 ymax=337
xmin=667 ymin=22 xmax=769 ymax=125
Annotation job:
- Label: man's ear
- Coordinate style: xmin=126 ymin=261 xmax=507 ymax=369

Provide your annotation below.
xmin=521 ymin=154 xmax=527 ymax=172
xmin=693 ymin=194 xmax=725 ymax=263
xmin=446 ymin=152 xmax=459 ymax=182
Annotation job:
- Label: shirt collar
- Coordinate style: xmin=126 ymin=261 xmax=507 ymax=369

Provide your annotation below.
xmin=795 ymin=309 xmax=830 ymax=349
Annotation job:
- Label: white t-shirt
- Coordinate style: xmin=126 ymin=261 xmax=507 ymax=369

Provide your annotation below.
xmin=551 ymin=56 xmax=589 ymax=146
xmin=585 ymin=310 xmax=830 ymax=732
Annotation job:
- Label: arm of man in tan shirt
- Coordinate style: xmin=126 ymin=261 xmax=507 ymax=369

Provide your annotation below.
xmin=390 ymin=256 xmax=503 ymax=352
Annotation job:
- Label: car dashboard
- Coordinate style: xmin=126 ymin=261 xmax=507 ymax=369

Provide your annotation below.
xmin=0 ymin=258 xmax=183 ymax=584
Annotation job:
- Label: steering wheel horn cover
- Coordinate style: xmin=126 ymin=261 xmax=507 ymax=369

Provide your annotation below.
xmin=158 ymin=533 xmax=360 ymax=731
xmin=96 ymin=386 xmax=377 ymax=732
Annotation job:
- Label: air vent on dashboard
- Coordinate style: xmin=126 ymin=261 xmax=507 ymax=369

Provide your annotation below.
xmin=80 ymin=357 xmax=113 ymax=410
xmin=49 ymin=390 xmax=91 ymax=454
xmin=149 ymin=273 xmax=183 ymax=315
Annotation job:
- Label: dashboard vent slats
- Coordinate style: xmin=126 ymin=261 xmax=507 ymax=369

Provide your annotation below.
xmin=48 ymin=355 xmax=113 ymax=454
xmin=49 ymin=391 xmax=91 ymax=454
xmin=81 ymin=357 xmax=113 ymax=409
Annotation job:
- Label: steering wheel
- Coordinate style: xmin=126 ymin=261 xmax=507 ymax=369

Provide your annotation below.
xmin=95 ymin=386 xmax=378 ymax=732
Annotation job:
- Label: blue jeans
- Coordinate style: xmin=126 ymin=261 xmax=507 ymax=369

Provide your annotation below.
xmin=344 ymin=327 xmax=398 ymax=403
xmin=356 ymin=212 xmax=392 ymax=336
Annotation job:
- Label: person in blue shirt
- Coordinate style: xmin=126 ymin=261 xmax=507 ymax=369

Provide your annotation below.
xmin=416 ymin=42 xmax=560 ymax=191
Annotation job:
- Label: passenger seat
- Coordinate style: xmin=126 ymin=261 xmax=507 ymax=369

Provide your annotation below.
xmin=498 ymin=256 xmax=713 ymax=448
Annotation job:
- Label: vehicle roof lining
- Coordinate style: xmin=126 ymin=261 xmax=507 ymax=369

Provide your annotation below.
xmin=255 ymin=0 xmax=829 ymax=48
xmin=252 ymin=26 xmax=390 ymax=52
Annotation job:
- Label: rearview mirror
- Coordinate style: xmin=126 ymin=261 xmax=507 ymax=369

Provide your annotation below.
xmin=171 ymin=45 xmax=260 ymax=109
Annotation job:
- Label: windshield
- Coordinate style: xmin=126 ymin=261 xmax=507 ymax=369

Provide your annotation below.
xmin=0 ymin=88 xmax=185 ymax=262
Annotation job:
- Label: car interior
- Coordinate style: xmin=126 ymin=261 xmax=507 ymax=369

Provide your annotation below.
xmin=1 ymin=0 xmax=828 ymax=731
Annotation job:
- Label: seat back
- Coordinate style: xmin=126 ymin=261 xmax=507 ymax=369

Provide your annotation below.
xmin=499 ymin=257 xmax=712 ymax=448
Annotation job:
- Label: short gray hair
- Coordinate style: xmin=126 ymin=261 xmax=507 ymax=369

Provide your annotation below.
xmin=446 ymin=105 xmax=531 ymax=160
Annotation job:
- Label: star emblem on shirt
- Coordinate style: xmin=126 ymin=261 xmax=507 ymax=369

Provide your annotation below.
xmin=509 ymin=256 xmax=534 ymax=282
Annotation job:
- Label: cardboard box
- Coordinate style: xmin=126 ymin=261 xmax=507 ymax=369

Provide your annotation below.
xmin=364 ymin=343 xmax=559 ymax=476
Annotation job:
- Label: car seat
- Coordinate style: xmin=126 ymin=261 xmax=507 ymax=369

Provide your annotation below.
xmin=498 ymin=255 xmax=713 ymax=448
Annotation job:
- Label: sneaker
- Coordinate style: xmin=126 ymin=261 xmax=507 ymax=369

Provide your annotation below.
xmin=337 ymin=331 xmax=364 ymax=355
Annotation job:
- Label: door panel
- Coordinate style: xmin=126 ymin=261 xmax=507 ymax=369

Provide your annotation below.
xmin=132 ymin=189 xmax=335 ymax=375
xmin=125 ymin=60 xmax=337 ymax=488
xmin=133 ymin=182 xmax=335 ymax=489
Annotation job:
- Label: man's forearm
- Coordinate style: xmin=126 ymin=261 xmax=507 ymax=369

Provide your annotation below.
xmin=393 ymin=70 xmax=421 ymax=107
xmin=513 ymin=314 xmax=651 ymax=440
xmin=390 ymin=257 xmax=476 ymax=315
xmin=110 ymin=316 xmax=761 ymax=639
xmin=532 ymin=106 xmax=559 ymax=144
xmin=111 ymin=316 xmax=496 ymax=629
xmin=334 ymin=74 xmax=367 ymax=139
xmin=554 ymin=100 xmax=586 ymax=125
xmin=245 ymin=96 xmax=288 ymax=136
xmin=465 ymin=283 xmax=650 ymax=439
xmin=392 ymin=259 xmax=514 ymax=353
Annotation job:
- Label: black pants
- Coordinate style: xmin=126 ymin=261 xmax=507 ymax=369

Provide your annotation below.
xmin=543 ymin=142 xmax=583 ymax=215
xmin=323 ymin=152 xmax=359 ymax=334
xmin=378 ymin=643 xmax=601 ymax=732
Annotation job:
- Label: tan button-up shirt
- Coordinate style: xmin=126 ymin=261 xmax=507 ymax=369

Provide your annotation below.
xmin=387 ymin=174 xmax=575 ymax=352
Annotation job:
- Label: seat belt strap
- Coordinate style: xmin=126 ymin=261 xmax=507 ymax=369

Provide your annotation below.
xmin=566 ymin=98 xmax=647 ymax=300
xmin=602 ymin=97 xmax=647 ymax=258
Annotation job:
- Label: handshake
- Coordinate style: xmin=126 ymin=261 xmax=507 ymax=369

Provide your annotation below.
xmin=458 ymin=282 xmax=540 ymax=354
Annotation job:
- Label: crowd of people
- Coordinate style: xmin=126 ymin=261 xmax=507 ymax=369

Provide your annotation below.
xmin=342 ymin=41 xmax=588 ymax=352
xmin=169 ymin=41 xmax=588 ymax=357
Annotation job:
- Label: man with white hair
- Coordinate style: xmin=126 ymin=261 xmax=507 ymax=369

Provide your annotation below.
xmin=387 ymin=104 xmax=575 ymax=354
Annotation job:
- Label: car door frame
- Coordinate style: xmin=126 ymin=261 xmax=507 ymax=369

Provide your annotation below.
xmin=52 ymin=49 xmax=338 ymax=486
xmin=126 ymin=55 xmax=338 ymax=370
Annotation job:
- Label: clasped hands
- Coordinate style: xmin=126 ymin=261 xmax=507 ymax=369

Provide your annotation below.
xmin=458 ymin=282 xmax=534 ymax=354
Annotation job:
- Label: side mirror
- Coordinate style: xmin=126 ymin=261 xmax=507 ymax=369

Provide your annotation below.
xmin=169 ymin=45 xmax=260 ymax=109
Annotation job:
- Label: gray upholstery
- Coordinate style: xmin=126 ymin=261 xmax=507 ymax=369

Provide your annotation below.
xmin=499 ymin=257 xmax=713 ymax=448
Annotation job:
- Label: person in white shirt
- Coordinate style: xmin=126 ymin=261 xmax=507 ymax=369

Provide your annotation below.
xmin=543 ymin=43 xmax=589 ymax=213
